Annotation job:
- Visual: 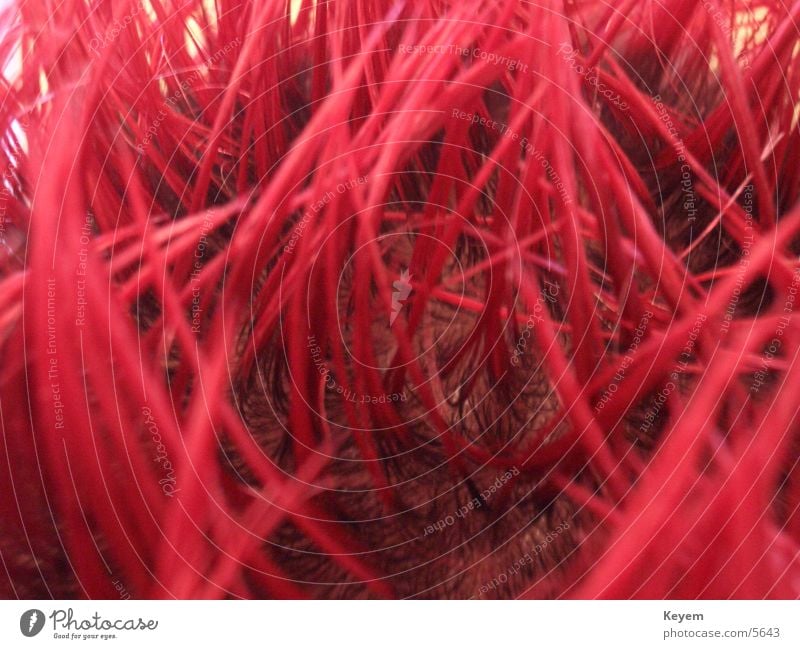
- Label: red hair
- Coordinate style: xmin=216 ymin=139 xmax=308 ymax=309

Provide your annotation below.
xmin=2 ymin=0 xmax=800 ymax=598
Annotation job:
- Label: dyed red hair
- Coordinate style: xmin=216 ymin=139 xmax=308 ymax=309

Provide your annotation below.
xmin=2 ymin=0 xmax=800 ymax=598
